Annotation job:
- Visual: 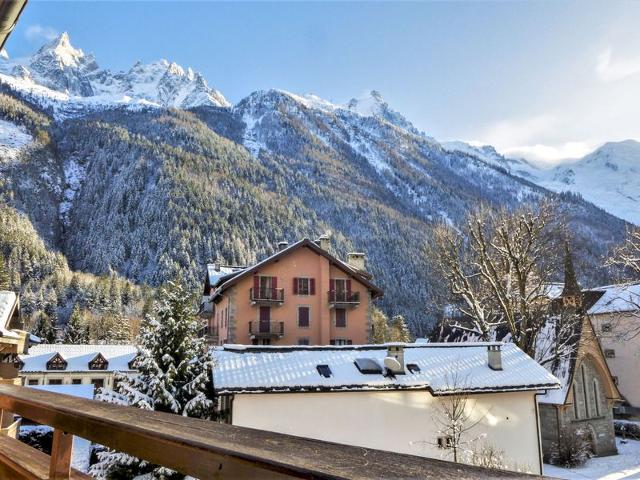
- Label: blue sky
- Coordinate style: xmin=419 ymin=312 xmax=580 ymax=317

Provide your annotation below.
xmin=6 ymin=1 xmax=640 ymax=166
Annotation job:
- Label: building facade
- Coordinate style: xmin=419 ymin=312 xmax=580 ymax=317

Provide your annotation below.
xmin=203 ymin=237 xmax=383 ymax=346
xmin=211 ymin=342 xmax=560 ymax=475
xmin=586 ymin=283 xmax=640 ymax=415
xmin=19 ymin=344 xmax=138 ymax=393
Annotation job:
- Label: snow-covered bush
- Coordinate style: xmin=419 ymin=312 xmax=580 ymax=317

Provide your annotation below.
xmin=614 ymin=420 xmax=640 ymax=440
xmin=548 ymin=429 xmax=593 ymax=468
xmin=89 ymin=281 xmax=215 ymax=479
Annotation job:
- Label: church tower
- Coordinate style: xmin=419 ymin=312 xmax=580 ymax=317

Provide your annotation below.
xmin=560 ymin=241 xmax=582 ymax=312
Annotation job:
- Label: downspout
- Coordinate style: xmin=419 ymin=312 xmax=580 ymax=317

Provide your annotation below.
xmin=0 ymin=0 xmax=29 ymax=50
xmin=534 ymin=391 xmax=546 ymax=476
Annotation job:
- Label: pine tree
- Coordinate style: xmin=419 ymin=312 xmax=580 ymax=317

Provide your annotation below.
xmin=31 ymin=312 xmax=56 ymax=343
xmin=389 ymin=314 xmax=412 ymax=342
xmin=64 ymin=304 xmax=89 ymax=344
xmin=91 ymin=281 xmax=214 ymax=479
xmin=0 ymin=253 xmax=10 ymax=290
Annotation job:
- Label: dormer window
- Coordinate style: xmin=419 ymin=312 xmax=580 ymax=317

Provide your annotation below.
xmin=89 ymin=353 xmax=109 ymax=371
xmin=128 ymin=352 xmax=142 ymax=370
xmin=46 ymin=353 xmax=67 ymax=371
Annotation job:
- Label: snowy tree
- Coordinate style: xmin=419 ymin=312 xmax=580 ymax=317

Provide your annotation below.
xmin=90 ymin=281 xmax=214 ymax=479
xmin=371 ymin=307 xmax=390 ymax=343
xmin=389 ymin=315 xmax=412 ymax=342
xmin=63 ymin=304 xmax=89 ymax=344
xmin=31 ymin=312 xmax=56 ymax=343
xmin=0 ymin=253 xmax=10 ymax=290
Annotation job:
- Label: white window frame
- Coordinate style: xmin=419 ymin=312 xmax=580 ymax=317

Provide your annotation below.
xmin=297 ymin=277 xmax=311 ymax=296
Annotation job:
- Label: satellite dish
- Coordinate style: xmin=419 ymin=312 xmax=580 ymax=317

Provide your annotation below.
xmin=384 ymin=356 xmax=402 ymax=373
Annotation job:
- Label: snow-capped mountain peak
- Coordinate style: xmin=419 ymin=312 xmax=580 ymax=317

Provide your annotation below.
xmin=347 ymin=90 xmax=419 ymax=134
xmin=0 ymin=33 xmax=229 ymax=114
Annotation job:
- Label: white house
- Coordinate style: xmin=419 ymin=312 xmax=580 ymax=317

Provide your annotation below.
xmin=18 ymin=344 xmax=138 ymax=391
xmin=211 ymin=342 xmax=560 ymax=475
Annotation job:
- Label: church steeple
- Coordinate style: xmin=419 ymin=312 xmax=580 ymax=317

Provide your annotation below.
xmin=561 ymin=241 xmax=582 ymax=310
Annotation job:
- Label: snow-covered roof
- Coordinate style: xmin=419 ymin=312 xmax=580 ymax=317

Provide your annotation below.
xmin=211 ymin=342 xmax=560 ymax=395
xmin=0 ymin=291 xmax=20 ymax=339
xmin=206 ymin=264 xmax=245 ymax=289
xmin=19 ymin=344 xmax=138 ymax=373
xmin=587 ymin=283 xmax=640 ymax=315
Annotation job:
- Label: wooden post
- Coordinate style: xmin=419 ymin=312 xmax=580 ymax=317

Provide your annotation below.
xmin=49 ymin=428 xmax=73 ymax=480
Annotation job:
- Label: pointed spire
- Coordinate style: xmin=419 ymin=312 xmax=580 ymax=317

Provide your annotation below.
xmin=562 ymin=240 xmax=581 ymax=298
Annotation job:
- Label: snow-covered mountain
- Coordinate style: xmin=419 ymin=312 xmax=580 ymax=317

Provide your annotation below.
xmin=522 ymin=140 xmax=640 ymax=225
xmin=0 ymin=32 xmax=229 ymax=115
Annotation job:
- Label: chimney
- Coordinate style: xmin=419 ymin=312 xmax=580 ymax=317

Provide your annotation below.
xmin=384 ymin=344 xmax=405 ymax=374
xmin=346 ymin=252 xmax=366 ymax=271
xmin=277 ymin=241 xmax=289 ymax=251
xmin=487 ymin=344 xmax=503 ymax=371
xmin=316 ymin=234 xmax=330 ymax=251
xmin=214 ymin=259 xmax=221 ymax=271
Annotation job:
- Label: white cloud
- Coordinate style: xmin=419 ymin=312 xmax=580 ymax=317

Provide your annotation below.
xmin=596 ymin=48 xmax=640 ymax=82
xmin=501 ymin=142 xmax=595 ymax=168
xmin=25 ymin=25 xmax=59 ymax=43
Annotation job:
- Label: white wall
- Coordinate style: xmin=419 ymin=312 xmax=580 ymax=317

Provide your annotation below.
xmin=232 ymin=390 xmax=542 ymax=475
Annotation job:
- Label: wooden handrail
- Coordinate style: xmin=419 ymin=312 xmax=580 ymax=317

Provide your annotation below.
xmin=0 ymin=385 xmax=544 ymax=479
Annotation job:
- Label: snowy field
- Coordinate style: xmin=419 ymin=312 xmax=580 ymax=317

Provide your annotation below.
xmin=0 ymin=118 xmax=32 ymax=162
xmin=545 ymin=438 xmax=640 ymax=480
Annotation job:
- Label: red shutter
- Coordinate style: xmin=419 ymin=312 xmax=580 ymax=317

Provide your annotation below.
xmin=346 ymin=279 xmax=352 ymax=293
xmin=329 ymin=279 xmax=335 ymax=291
xmin=299 ymin=307 xmax=309 ymax=327
xmin=310 ymin=278 xmax=316 ymax=295
xmin=253 ymin=275 xmax=259 ymax=295
xmin=271 ymin=276 xmax=278 ymax=299
xmin=293 ymin=278 xmax=298 ymax=295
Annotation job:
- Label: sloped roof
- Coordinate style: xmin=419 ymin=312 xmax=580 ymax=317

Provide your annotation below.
xmin=0 ymin=291 xmax=20 ymax=339
xmin=587 ymin=283 xmax=640 ymax=315
xmin=210 ymin=238 xmax=383 ymax=298
xmin=211 ymin=342 xmax=560 ymax=395
xmin=20 ymin=344 xmax=138 ymax=373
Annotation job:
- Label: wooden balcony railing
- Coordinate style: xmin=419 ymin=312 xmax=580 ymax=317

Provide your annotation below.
xmin=250 ymin=287 xmax=285 ymax=304
xmin=0 ymin=384 xmax=547 ymax=479
xmin=249 ymin=321 xmax=284 ymax=338
xmin=328 ymin=290 xmax=360 ymax=306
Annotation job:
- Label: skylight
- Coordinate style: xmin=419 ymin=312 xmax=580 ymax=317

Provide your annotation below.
xmin=317 ymin=364 xmax=332 ymax=378
xmin=354 ymin=358 xmax=383 ymax=374
xmin=407 ymin=363 xmax=421 ymax=374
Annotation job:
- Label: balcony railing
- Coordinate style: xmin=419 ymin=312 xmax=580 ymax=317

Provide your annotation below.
xmin=250 ymin=287 xmax=285 ymax=304
xmin=0 ymin=384 xmax=538 ymax=479
xmin=249 ymin=321 xmax=284 ymax=338
xmin=328 ymin=290 xmax=360 ymax=306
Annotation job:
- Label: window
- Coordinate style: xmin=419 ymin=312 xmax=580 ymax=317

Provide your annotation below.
xmin=331 ymin=338 xmax=352 ymax=346
xmin=46 ymin=353 xmax=67 ymax=371
xmin=72 ymin=378 xmax=82 ymax=385
xmin=581 ymin=364 xmax=590 ymax=418
xmin=91 ymin=378 xmax=105 ymax=390
xmin=28 ymin=379 xmax=39 ymax=386
xmin=601 ymin=323 xmax=612 ymax=333
xmin=298 ymin=338 xmax=310 ymax=345
xmin=298 ymin=306 xmax=310 ymax=328
xmin=89 ymin=353 xmax=109 ymax=371
xmin=335 ymin=308 xmax=347 ymax=328
xmin=354 ymin=358 xmax=383 ymax=374
xmin=317 ymin=365 xmax=332 ymax=378
xmin=293 ymin=277 xmax=315 ymax=295
xmin=437 ymin=436 xmax=453 ymax=449
xmin=593 ymin=379 xmax=600 ymax=416
xmin=48 ymin=379 xmax=63 ymax=385
xmin=407 ymin=363 xmax=421 ymax=374
xmin=572 ymin=381 xmax=581 ymax=420
xmin=604 ymin=349 xmax=616 ymax=358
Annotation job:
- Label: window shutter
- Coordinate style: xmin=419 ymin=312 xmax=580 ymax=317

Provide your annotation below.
xmin=310 ymin=278 xmax=316 ymax=295
xmin=293 ymin=278 xmax=298 ymax=295
xmin=346 ymin=279 xmax=352 ymax=293
xmin=253 ymin=275 xmax=259 ymax=294
xmin=330 ymin=339 xmax=336 ymax=345
xmin=329 ymin=279 xmax=335 ymax=291
xmin=271 ymin=276 xmax=278 ymax=300
xmin=347 ymin=340 xmax=353 ymax=345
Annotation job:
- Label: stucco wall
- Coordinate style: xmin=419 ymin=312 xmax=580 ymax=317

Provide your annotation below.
xmin=231 ymin=390 xmax=542 ymax=475
xmin=590 ymin=312 xmax=640 ymax=409
xmin=214 ymin=246 xmax=372 ymax=345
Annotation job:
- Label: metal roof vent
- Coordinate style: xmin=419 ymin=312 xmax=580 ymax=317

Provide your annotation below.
xmin=277 ymin=241 xmax=289 ymax=251
xmin=488 ymin=344 xmax=503 ymax=371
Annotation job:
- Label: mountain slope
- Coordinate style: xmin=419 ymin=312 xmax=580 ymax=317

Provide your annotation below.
xmin=0 ymin=36 xmax=630 ymax=334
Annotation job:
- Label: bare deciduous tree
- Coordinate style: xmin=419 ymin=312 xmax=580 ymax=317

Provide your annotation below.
xmin=425 ymin=202 xmax=564 ymax=358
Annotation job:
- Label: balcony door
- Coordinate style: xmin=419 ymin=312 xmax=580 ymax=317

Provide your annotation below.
xmin=259 ymin=306 xmax=271 ymax=333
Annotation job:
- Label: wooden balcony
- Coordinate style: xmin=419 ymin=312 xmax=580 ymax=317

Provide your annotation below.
xmin=249 ymin=321 xmax=284 ymax=339
xmin=0 ymin=384 xmax=545 ymax=479
xmin=328 ymin=290 xmax=360 ymax=308
xmin=250 ymin=287 xmax=285 ymax=305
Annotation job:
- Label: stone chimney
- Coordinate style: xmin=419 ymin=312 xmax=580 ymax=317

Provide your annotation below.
xmin=214 ymin=259 xmax=221 ymax=271
xmin=316 ymin=234 xmax=330 ymax=251
xmin=346 ymin=252 xmax=366 ymax=271
xmin=278 ymin=241 xmax=289 ymax=251
xmin=487 ymin=344 xmax=503 ymax=371
xmin=384 ymin=344 xmax=405 ymax=374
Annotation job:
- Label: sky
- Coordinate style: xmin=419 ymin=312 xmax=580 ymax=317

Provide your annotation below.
xmin=5 ymin=1 xmax=640 ymax=167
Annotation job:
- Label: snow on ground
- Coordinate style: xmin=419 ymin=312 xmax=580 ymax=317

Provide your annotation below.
xmin=544 ymin=438 xmax=640 ymax=479
xmin=0 ymin=118 xmax=32 ymax=162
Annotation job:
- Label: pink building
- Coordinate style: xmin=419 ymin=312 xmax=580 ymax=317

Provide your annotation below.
xmin=203 ymin=237 xmax=383 ymax=346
